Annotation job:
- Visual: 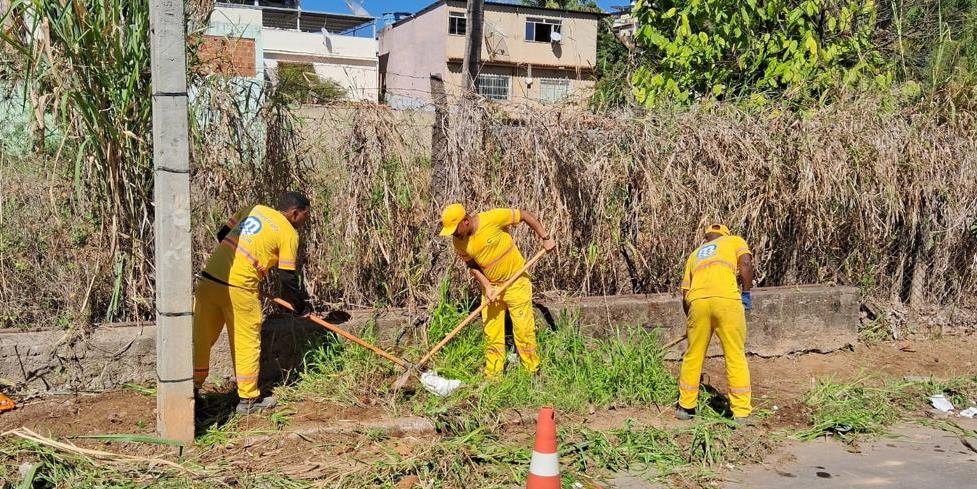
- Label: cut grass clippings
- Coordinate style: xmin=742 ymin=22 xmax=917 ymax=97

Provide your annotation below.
xmin=795 ymin=375 xmax=977 ymax=442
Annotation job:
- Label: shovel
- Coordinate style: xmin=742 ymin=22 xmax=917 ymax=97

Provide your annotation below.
xmin=272 ymin=298 xmax=412 ymax=370
xmin=392 ymin=248 xmax=550 ymax=392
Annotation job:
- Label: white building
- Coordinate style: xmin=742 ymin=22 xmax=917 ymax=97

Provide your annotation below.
xmin=204 ymin=1 xmax=379 ymax=102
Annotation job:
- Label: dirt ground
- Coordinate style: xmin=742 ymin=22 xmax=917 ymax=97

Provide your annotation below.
xmin=2 ymin=335 xmax=976 ymax=484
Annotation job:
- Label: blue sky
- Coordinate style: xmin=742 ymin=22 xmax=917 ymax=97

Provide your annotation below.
xmin=302 ymin=1 xmax=624 ymax=16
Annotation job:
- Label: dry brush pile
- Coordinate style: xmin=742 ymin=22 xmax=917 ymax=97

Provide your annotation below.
xmin=3 ymin=93 xmax=976 ymax=334
xmin=251 ymin=97 xmax=977 ymax=334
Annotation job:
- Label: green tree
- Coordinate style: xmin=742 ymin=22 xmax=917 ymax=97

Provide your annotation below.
xmin=631 ymin=0 xmax=890 ymax=106
xmin=591 ymin=18 xmax=635 ymax=111
xmin=521 ymin=0 xmax=602 ymax=12
xmin=273 ymin=63 xmax=347 ymax=105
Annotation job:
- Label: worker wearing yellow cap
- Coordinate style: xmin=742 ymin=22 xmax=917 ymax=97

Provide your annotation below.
xmin=439 ymin=203 xmax=556 ymax=378
xmin=676 ymin=224 xmax=755 ymax=425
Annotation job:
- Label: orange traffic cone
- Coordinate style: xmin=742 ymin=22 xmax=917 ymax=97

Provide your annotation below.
xmin=0 ymin=393 xmax=15 ymax=413
xmin=526 ymin=406 xmax=560 ymax=489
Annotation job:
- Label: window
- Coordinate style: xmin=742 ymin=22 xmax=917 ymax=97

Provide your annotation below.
xmin=539 ymin=78 xmax=570 ymax=102
xmin=448 ymin=11 xmax=467 ymax=35
xmin=477 ymin=74 xmax=510 ymax=100
xmin=525 ymin=17 xmax=562 ymax=43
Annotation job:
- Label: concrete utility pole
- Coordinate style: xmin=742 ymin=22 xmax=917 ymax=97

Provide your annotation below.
xmin=149 ymin=0 xmax=194 ymax=444
xmin=461 ymin=0 xmax=484 ymax=92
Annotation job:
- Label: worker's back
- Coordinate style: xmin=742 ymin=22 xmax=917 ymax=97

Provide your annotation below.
xmin=681 ymin=235 xmax=751 ymax=302
xmin=204 ymin=204 xmax=299 ymax=290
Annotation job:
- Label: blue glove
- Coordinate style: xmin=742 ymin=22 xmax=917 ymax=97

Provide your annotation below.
xmin=741 ymin=291 xmax=753 ymax=311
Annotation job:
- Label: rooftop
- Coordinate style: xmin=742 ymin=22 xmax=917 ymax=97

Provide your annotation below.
xmin=217 ymin=1 xmax=374 ymax=33
xmin=389 ymin=0 xmax=606 ymax=30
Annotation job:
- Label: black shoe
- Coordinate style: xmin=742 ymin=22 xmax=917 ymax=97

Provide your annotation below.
xmin=236 ymin=396 xmax=277 ymax=415
xmin=675 ymin=405 xmax=696 ymax=420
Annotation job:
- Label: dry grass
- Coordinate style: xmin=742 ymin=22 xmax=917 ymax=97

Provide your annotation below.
xmin=2 ymin=94 xmax=976 ymax=334
xmin=287 ymin=97 xmax=977 ymax=328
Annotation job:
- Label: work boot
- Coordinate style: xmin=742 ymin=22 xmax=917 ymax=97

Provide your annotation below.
xmin=236 ymin=396 xmax=277 ymax=415
xmin=732 ymin=415 xmax=755 ymax=427
xmin=530 ymin=369 xmax=543 ymax=388
xmin=675 ymin=405 xmax=695 ymax=420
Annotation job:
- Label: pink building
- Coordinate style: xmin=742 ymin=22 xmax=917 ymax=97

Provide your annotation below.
xmin=378 ymin=0 xmax=603 ymax=108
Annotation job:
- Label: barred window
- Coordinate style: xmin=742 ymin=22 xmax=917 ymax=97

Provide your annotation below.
xmin=539 ymin=78 xmax=570 ymax=102
xmin=477 ymin=74 xmax=510 ymax=101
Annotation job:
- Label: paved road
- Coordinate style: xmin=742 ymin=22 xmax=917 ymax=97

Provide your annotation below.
xmin=721 ymin=424 xmax=977 ymax=489
xmin=603 ymin=423 xmax=977 ymax=489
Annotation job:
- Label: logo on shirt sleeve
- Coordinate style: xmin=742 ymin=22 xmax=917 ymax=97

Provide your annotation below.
xmin=696 ymin=244 xmax=718 ymax=260
xmin=240 ymin=216 xmax=263 ymax=236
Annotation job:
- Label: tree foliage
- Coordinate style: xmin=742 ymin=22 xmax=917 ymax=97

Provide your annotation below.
xmin=520 ymin=0 xmax=602 ymax=12
xmin=591 ymin=18 xmax=635 ymax=111
xmin=273 ymin=63 xmax=347 ymax=105
xmin=631 ymin=0 xmax=890 ymax=105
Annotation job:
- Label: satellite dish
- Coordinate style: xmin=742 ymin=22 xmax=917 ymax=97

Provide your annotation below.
xmin=551 ymin=31 xmax=562 ymax=43
xmin=483 ymin=20 xmax=509 ymax=58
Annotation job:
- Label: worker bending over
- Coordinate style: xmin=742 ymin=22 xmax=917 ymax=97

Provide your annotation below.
xmin=439 ymin=204 xmax=555 ymax=378
xmin=676 ymin=224 xmax=754 ymax=425
xmin=193 ymin=192 xmax=312 ymax=414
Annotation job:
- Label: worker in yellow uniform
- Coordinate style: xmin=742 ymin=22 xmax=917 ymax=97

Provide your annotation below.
xmin=439 ymin=204 xmax=555 ymax=378
xmin=193 ymin=192 xmax=312 ymax=414
xmin=676 ymin=224 xmax=755 ymax=425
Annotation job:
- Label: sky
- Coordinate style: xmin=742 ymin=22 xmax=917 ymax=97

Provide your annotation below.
xmin=302 ymin=0 xmax=625 ymax=16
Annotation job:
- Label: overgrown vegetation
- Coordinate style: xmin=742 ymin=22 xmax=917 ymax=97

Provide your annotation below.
xmin=273 ymin=63 xmax=347 ymax=105
xmin=0 ymin=0 xmax=157 ymax=323
xmin=632 ymin=0 xmax=887 ymax=105
xmin=280 ymin=288 xmax=677 ymax=430
xmin=1 ymin=1 xmax=975 ymax=332
xmin=628 ymin=0 xmax=977 ymax=106
xmin=796 ymin=375 xmax=977 ymax=441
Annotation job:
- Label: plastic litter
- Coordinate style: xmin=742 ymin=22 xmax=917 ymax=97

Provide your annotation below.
xmin=420 ymin=371 xmax=463 ymax=397
xmin=930 ymin=393 xmax=955 ymax=413
xmin=959 ymin=407 xmax=977 ymax=419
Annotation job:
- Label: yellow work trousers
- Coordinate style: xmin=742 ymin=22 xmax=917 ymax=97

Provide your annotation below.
xmin=482 ymin=275 xmax=540 ymax=378
xmin=192 ymin=279 xmax=264 ymax=400
xmin=678 ymin=297 xmax=752 ymax=417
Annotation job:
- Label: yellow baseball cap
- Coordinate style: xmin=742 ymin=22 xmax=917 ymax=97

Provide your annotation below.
xmin=439 ymin=203 xmax=466 ymax=236
xmin=705 ymin=223 xmax=730 ymax=236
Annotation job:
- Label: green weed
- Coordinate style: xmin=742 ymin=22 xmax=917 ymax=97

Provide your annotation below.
xmin=795 ymin=375 xmax=977 ymax=441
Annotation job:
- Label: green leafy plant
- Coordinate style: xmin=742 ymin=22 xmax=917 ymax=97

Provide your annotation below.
xmin=631 ymin=0 xmax=890 ymax=105
xmin=273 ymin=63 xmax=347 ymax=105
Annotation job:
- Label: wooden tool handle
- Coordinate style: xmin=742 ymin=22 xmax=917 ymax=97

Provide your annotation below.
xmin=415 ymin=248 xmax=549 ymax=368
xmin=663 ymin=334 xmax=686 ymax=350
xmin=272 ymin=298 xmax=410 ymax=369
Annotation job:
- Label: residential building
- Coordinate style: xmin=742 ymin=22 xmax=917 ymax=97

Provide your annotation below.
xmin=378 ymin=0 xmax=604 ymax=108
xmin=201 ymin=1 xmax=379 ymax=102
xmin=610 ymin=3 xmax=637 ymax=48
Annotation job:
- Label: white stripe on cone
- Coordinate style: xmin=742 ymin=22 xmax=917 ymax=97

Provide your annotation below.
xmin=528 ymin=450 xmax=560 ymax=477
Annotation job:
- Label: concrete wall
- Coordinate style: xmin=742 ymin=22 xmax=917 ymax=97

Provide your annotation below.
xmin=443 ymin=0 xmax=599 ymax=68
xmin=263 ymin=29 xmax=379 ymax=102
xmin=377 ymin=3 xmax=449 ymax=109
xmin=0 ymin=286 xmax=858 ymax=393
